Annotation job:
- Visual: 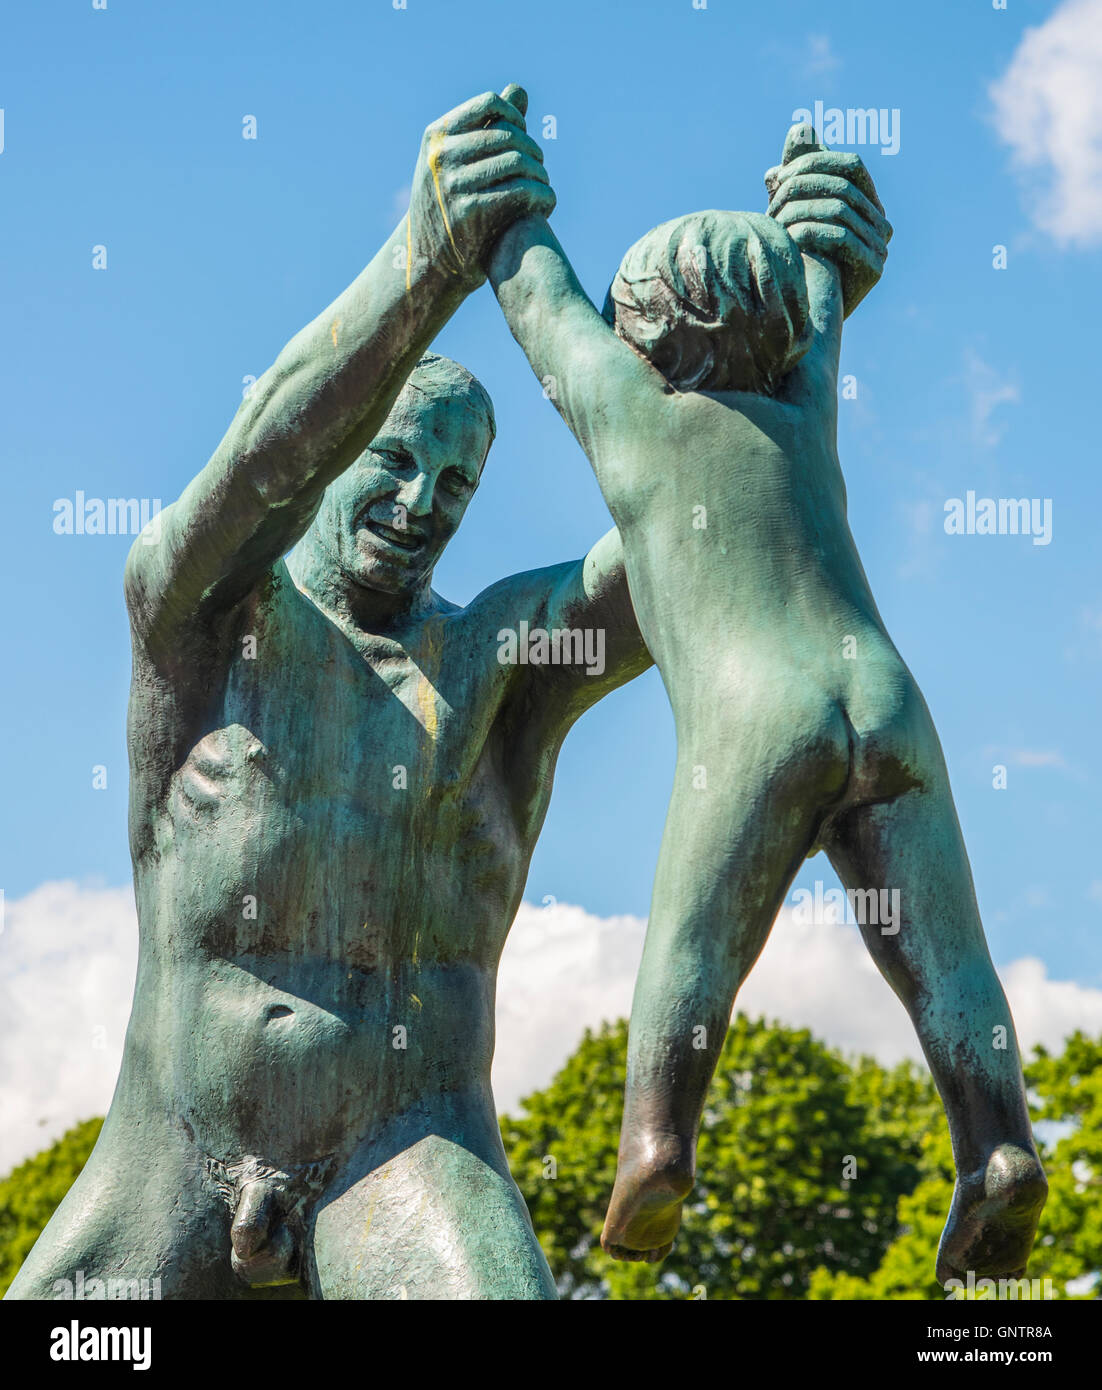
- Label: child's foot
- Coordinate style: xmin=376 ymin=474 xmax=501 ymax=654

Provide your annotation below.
xmin=936 ymin=1144 xmax=1047 ymax=1287
xmin=600 ymin=1133 xmax=694 ymax=1263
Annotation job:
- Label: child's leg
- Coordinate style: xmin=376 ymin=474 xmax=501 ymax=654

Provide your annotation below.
xmin=824 ymin=780 xmax=1046 ymax=1283
xmin=601 ymin=740 xmax=837 ymax=1261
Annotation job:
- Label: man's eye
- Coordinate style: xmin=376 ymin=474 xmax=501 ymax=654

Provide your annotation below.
xmin=442 ymin=471 xmax=472 ymax=496
xmin=376 ymin=448 xmax=413 ymax=469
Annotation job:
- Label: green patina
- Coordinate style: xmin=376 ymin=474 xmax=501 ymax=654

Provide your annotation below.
xmin=488 ymin=121 xmax=1046 ymax=1281
xmin=8 ymin=98 xmax=1045 ymax=1301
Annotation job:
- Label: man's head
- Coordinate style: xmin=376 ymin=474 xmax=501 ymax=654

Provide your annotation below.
xmin=303 ymin=353 xmax=495 ymax=599
xmin=603 ymin=210 xmax=812 ymax=394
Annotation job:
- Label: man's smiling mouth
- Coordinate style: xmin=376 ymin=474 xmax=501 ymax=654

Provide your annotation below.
xmin=364 ymin=519 xmax=425 ymax=552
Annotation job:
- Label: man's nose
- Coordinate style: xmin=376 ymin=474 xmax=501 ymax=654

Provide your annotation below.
xmin=394 ymin=471 xmax=434 ymax=517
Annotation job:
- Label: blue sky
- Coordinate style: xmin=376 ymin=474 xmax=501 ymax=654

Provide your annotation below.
xmin=1 ymin=0 xmax=1099 ymax=1002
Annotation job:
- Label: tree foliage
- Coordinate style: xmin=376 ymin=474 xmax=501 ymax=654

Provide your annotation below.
xmin=809 ymin=1030 xmax=1102 ymax=1300
xmin=2 ymin=1026 xmax=1097 ymax=1302
xmin=501 ymin=1014 xmax=944 ymax=1299
xmin=0 ymin=1117 xmax=102 ymax=1296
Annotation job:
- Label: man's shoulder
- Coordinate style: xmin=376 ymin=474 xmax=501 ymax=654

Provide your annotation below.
xmin=127 ymin=543 xmax=293 ymax=684
xmin=454 ymin=557 xmax=584 ymax=633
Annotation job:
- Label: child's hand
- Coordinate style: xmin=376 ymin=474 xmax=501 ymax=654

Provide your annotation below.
xmin=764 ymin=124 xmax=892 ymax=316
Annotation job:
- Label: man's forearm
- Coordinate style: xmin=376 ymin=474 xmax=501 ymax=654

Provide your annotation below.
xmin=126 ymin=89 xmax=556 ymax=647
xmin=235 ymin=217 xmax=473 ymax=503
xmin=125 ymin=218 xmax=474 ymax=645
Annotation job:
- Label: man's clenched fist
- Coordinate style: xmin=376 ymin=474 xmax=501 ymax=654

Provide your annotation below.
xmin=406 ymin=84 xmax=555 ymax=291
xmin=765 ymin=124 xmax=893 ymax=317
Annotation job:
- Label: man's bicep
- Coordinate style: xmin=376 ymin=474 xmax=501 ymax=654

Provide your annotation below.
xmin=124 ymin=445 xmax=321 ymax=650
xmin=545 ymin=528 xmax=652 ymax=703
xmin=480 ymin=541 xmax=650 ymax=740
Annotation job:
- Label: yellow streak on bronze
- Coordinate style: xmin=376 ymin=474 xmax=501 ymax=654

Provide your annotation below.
xmin=427 ymin=128 xmax=462 ymax=271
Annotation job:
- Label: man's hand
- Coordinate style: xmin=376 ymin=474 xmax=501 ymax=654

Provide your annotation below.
xmin=406 ymin=84 xmax=555 ymax=292
xmin=764 ymin=124 xmax=892 ymax=316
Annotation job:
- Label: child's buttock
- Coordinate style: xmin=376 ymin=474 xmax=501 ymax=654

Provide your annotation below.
xmin=836 ymin=652 xmax=943 ymax=807
xmin=668 ymin=643 xmax=941 ymax=817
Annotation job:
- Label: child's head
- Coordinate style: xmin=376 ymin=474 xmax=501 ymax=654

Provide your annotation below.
xmin=603 ymin=211 xmax=812 ymax=394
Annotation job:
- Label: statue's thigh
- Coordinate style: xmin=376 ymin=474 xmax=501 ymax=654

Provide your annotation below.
xmin=307 ymin=1134 xmax=557 ymax=1301
xmin=5 ymin=1147 xmax=254 ymax=1301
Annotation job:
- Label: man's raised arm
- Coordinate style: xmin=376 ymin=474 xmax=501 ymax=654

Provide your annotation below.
xmin=127 ymin=86 xmax=553 ymax=654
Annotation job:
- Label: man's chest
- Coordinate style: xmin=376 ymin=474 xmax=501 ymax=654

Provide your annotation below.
xmin=159 ymin=613 xmax=534 ymax=949
xmin=197 ymin=603 xmax=499 ymax=821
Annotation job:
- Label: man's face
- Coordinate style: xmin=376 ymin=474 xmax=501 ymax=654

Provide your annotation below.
xmin=312 ymin=385 xmax=491 ymax=597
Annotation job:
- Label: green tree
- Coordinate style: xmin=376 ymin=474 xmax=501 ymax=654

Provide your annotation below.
xmin=809 ymin=1031 xmax=1102 ymax=1300
xmin=9 ymin=1029 xmax=1094 ymax=1303
xmin=0 ymin=1117 xmax=102 ymax=1296
xmin=807 ymin=1124 xmax=953 ymax=1300
xmin=1025 ymin=1031 xmax=1102 ymax=1295
xmin=500 ymin=1014 xmax=943 ymax=1299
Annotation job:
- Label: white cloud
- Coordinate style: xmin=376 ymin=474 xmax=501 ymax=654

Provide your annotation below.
xmin=1010 ymin=750 xmax=1066 ymax=768
xmin=497 ymin=903 xmax=1102 ymax=1105
xmin=0 ymin=881 xmax=138 ymax=1175
xmin=3 ymin=884 xmax=1101 ymax=1172
xmin=494 ymin=900 xmax=647 ymax=1110
xmin=803 ymin=34 xmax=841 ymax=78
xmin=894 ymin=476 xmax=953 ymax=581
xmin=905 ymin=498 xmax=936 ymax=538
xmin=990 ymin=0 xmax=1102 ymax=248
xmin=390 ymin=184 xmax=411 ymax=226
xmin=761 ymin=33 xmax=841 ymax=83
xmin=497 ymin=901 xmax=927 ymax=1095
xmin=1000 ymin=956 xmax=1102 ymax=1052
xmin=995 ymin=747 xmax=1066 ymax=768
xmin=964 ymin=348 xmax=1020 ymax=448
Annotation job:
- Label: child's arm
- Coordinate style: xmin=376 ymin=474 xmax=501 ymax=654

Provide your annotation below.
xmin=487 ymin=224 xmax=657 ymax=725
xmin=487 ymin=215 xmax=662 ymax=484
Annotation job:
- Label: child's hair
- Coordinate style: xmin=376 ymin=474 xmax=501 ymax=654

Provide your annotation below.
xmin=602 ymin=211 xmax=812 ymax=394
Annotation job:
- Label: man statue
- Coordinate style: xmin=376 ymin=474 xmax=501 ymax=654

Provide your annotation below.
xmin=8 ymin=89 xmax=884 ymax=1300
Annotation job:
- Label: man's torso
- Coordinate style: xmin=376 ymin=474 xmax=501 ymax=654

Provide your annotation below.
xmin=123 ymin=561 xmax=566 ymax=1169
